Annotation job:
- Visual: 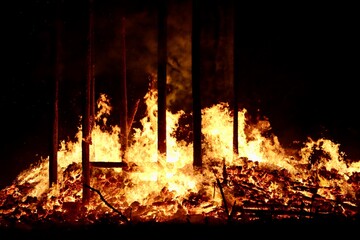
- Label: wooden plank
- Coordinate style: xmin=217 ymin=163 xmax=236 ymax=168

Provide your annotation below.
xmin=90 ymin=161 xmax=128 ymax=168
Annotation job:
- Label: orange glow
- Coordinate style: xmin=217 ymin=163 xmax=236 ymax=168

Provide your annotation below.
xmin=0 ymin=86 xmax=359 ymax=225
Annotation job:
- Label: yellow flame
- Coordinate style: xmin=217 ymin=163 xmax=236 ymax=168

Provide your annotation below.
xmin=1 ymin=85 xmax=359 ymax=224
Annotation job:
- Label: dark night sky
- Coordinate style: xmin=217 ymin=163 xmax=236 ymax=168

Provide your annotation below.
xmin=1 ymin=0 xmax=359 ymax=189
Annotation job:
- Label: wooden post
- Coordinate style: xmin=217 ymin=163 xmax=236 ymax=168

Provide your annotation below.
xmin=89 ymin=0 xmax=96 ymax=166
xmin=232 ymin=0 xmax=239 ymax=155
xmin=157 ymin=0 xmax=167 ymax=155
xmin=50 ymin=0 xmax=62 ymax=187
xmin=119 ymin=17 xmax=128 ymax=161
xmin=192 ymin=0 xmax=202 ymax=168
xmin=82 ymin=0 xmax=94 ymax=205
xmin=90 ymin=7 xmax=96 ymax=129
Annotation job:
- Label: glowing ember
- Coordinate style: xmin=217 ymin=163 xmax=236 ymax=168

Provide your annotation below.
xmin=0 ymin=85 xmax=359 ymax=227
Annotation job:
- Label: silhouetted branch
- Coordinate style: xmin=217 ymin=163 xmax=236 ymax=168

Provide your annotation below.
xmin=215 ymin=175 xmax=229 ymax=218
xmin=84 ymin=184 xmax=130 ymax=224
xmin=127 ymin=98 xmax=140 ymax=136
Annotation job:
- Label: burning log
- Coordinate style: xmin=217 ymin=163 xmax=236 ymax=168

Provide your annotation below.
xmin=2 ymin=27 xmax=360 ymax=229
xmin=1 ymin=151 xmax=359 ymax=229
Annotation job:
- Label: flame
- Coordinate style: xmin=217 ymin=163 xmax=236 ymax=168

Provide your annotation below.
xmin=1 ymin=82 xmax=359 ymax=226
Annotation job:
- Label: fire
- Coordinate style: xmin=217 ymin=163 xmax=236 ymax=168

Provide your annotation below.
xmin=1 ymin=83 xmax=359 ymax=227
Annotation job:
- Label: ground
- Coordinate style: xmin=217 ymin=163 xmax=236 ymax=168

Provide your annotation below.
xmin=1 ymin=218 xmax=359 ymax=239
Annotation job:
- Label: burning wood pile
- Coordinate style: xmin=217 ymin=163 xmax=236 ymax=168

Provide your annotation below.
xmin=225 ymin=161 xmax=360 ymax=222
xmin=0 ymin=89 xmax=359 ymax=230
xmin=1 ymin=159 xmax=359 ymax=227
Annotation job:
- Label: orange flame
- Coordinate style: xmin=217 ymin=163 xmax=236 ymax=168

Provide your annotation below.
xmin=1 ymin=85 xmax=359 ymax=225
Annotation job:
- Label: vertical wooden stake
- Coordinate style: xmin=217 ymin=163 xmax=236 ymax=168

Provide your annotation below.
xmin=192 ymin=0 xmax=202 ymax=168
xmin=82 ymin=0 xmax=94 ymax=205
xmin=119 ymin=17 xmax=128 ymax=161
xmin=50 ymin=0 xmax=62 ymax=188
xmin=232 ymin=1 xmax=239 ymax=156
xmin=157 ymin=0 xmax=167 ymax=156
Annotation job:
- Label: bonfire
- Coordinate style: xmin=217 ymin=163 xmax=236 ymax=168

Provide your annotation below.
xmin=1 ymin=84 xmax=359 ymax=229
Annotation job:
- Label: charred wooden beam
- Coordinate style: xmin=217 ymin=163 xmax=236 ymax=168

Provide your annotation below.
xmin=232 ymin=0 xmax=239 ymax=155
xmin=119 ymin=17 xmax=128 ymax=160
xmin=222 ymin=158 xmax=228 ymax=184
xmin=90 ymin=161 xmax=128 ymax=168
xmin=88 ymin=0 xmax=95 ymax=130
xmin=157 ymin=0 xmax=167 ymax=156
xmin=50 ymin=0 xmax=62 ymax=187
xmin=82 ymin=0 xmax=94 ymax=205
xmin=192 ymin=0 xmax=202 ymax=168
xmin=89 ymin=3 xmax=95 ymax=128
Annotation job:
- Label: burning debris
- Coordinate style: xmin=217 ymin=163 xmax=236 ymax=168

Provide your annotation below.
xmin=1 ymin=87 xmax=359 ymax=230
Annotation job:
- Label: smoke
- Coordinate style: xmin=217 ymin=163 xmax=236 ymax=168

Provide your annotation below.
xmin=93 ymin=0 xmax=193 ymax=113
xmin=166 ymin=0 xmax=193 ymax=112
xmin=93 ymin=0 xmax=235 ymax=114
